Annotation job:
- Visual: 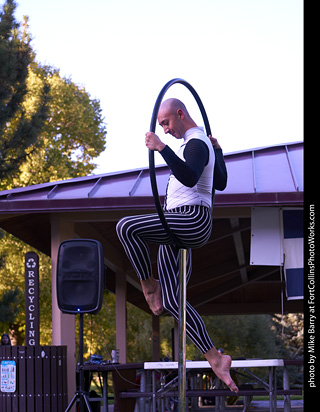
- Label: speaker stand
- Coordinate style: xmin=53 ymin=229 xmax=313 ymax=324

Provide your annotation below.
xmin=65 ymin=312 xmax=92 ymax=412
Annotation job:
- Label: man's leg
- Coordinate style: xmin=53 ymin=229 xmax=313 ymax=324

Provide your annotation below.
xmin=117 ymin=207 xmax=237 ymax=391
xmin=116 ymin=213 xmax=170 ymax=315
xmin=116 ymin=213 xmax=170 ymax=281
xmin=116 ymin=206 xmax=211 ymax=314
xmin=158 ymin=243 xmax=239 ymax=393
xmin=158 ymin=243 xmax=213 ymax=352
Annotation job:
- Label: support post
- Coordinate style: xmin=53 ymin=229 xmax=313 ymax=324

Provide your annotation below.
xmin=51 ymin=214 xmax=76 ymax=409
xmin=283 ymin=365 xmax=291 ymax=412
xmin=116 ymin=270 xmax=127 ymax=363
xmin=178 ymin=248 xmax=187 ymax=412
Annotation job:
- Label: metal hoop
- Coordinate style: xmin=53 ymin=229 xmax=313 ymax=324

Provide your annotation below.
xmin=149 ymin=78 xmax=212 ymax=248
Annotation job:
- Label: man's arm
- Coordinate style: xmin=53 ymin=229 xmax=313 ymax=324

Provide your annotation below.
xmin=160 ymin=139 xmax=209 ymax=187
xmin=209 ymin=136 xmax=227 ymax=191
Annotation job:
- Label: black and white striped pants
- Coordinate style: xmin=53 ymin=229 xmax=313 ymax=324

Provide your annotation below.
xmin=116 ymin=205 xmax=214 ymax=354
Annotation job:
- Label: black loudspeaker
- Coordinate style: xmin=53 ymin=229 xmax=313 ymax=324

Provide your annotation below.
xmin=57 ymin=239 xmax=104 ymax=314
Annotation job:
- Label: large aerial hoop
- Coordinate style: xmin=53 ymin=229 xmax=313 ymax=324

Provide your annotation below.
xmin=149 ymin=78 xmax=212 ymax=249
xmin=148 ymin=78 xmax=212 ymax=412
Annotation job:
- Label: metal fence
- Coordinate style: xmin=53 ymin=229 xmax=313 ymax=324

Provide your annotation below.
xmin=0 ymin=345 xmax=68 ymax=412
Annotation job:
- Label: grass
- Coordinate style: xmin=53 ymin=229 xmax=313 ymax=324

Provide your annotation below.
xmin=252 ymin=394 xmax=303 ymax=401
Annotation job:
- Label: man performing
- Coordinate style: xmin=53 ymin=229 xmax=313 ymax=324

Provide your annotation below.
xmin=116 ymin=98 xmax=238 ymax=393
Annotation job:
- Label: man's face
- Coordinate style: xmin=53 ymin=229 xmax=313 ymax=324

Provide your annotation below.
xmin=158 ymin=109 xmax=185 ymax=139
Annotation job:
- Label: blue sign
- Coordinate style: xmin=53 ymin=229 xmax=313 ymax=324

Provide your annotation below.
xmin=0 ymin=360 xmax=16 ymax=393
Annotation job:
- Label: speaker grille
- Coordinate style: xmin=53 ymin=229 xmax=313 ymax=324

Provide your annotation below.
xmin=57 ymin=240 xmax=104 ymax=314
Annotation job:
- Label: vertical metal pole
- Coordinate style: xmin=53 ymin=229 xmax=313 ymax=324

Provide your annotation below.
xmin=79 ymin=313 xmax=85 ymax=412
xmin=269 ymin=366 xmax=276 ymax=412
xmin=102 ymin=371 xmax=108 ymax=412
xmin=152 ymin=370 xmax=156 ymax=412
xmin=139 ymin=370 xmax=146 ymax=412
xmin=283 ymin=365 xmax=291 ymax=412
xmin=178 ymin=248 xmax=187 ymax=412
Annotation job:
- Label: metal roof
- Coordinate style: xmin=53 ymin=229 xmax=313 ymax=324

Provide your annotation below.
xmin=0 ymin=141 xmax=303 ymax=213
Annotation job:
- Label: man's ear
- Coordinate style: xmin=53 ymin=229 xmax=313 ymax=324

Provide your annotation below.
xmin=177 ymin=109 xmax=185 ymax=119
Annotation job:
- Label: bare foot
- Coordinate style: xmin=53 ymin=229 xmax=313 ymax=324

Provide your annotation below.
xmin=205 ymin=348 xmax=239 ymax=393
xmin=140 ymin=277 xmax=163 ymax=316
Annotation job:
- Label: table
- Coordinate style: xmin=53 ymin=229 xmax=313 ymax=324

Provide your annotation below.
xmin=82 ymin=362 xmax=144 ymax=412
xmin=144 ymin=359 xmax=284 ymax=412
xmin=82 ymin=359 xmax=301 ymax=412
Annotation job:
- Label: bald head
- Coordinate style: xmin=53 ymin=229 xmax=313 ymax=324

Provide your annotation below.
xmin=159 ymin=98 xmax=190 ymax=117
xmin=157 ymin=98 xmax=197 ymax=138
xmin=160 ymin=98 xmax=188 ymax=113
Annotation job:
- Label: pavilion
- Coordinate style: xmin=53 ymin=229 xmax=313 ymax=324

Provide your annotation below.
xmin=0 ymin=141 xmax=304 ymax=402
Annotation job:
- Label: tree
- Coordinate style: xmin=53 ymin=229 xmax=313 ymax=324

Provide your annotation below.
xmin=0 ymin=287 xmax=22 ymax=324
xmin=0 ymin=1 xmax=107 ymax=343
xmin=0 ymin=0 xmax=49 ymax=181
xmin=1 ymin=62 xmax=106 ymax=190
xmin=0 ymin=61 xmax=107 ymax=339
xmin=272 ymin=313 xmax=304 ymax=358
xmin=20 ymin=64 xmax=106 ymax=185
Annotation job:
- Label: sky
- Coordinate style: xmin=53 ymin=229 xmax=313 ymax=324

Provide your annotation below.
xmin=14 ymin=0 xmax=303 ymax=174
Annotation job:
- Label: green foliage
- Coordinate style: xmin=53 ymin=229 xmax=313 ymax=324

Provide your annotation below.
xmin=0 ymin=1 xmax=50 ymax=181
xmin=203 ymin=314 xmax=283 ymax=359
xmin=272 ymin=313 xmax=304 ymax=358
xmin=272 ymin=313 xmax=304 ymax=386
xmin=0 ymin=286 xmax=22 ymax=323
xmin=80 ymin=291 xmax=116 ymax=360
xmin=0 ymin=0 xmax=107 ymax=343
xmin=126 ymin=303 xmax=153 ymax=362
xmin=201 ymin=314 xmax=303 ymax=386
xmin=0 ymin=1 xmax=30 ymax=113
xmin=0 ymin=1 xmax=107 ymax=189
xmin=0 ymin=232 xmax=52 ymax=345
xmin=14 ymin=65 xmax=106 ymax=186
xmin=79 ymin=298 xmax=154 ymax=363
xmin=1 ymin=62 xmax=107 ymax=189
